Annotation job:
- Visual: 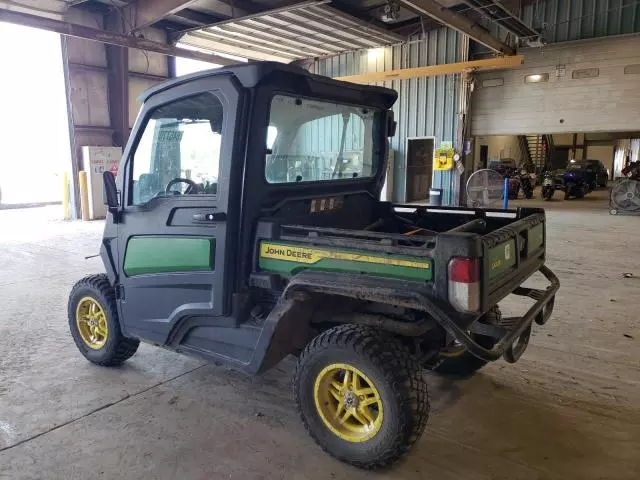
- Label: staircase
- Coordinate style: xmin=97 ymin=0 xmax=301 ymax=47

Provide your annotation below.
xmin=519 ymin=134 xmax=554 ymax=171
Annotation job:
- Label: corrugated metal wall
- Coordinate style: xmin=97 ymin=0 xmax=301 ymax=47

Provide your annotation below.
xmin=522 ymin=0 xmax=640 ymax=43
xmin=310 ymin=28 xmax=463 ymax=204
xmin=477 ymin=0 xmax=640 ymax=51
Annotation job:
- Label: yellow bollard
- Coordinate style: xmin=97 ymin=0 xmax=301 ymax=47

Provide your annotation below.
xmin=78 ymin=171 xmax=90 ymax=221
xmin=62 ymin=172 xmax=71 ymax=220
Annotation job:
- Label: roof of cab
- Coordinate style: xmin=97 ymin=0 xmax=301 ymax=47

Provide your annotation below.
xmin=139 ymin=61 xmax=397 ymax=107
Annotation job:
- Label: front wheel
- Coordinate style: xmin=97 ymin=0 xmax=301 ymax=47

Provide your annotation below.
xmin=294 ymin=325 xmax=429 ymax=469
xmin=68 ymin=274 xmax=139 ymax=366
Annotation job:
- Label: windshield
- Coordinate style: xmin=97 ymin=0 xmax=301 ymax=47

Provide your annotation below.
xmin=265 ymin=95 xmax=378 ymax=183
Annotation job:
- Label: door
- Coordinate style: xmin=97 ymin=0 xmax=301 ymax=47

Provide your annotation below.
xmin=552 ymin=148 xmax=570 ymax=170
xmin=405 ymin=137 xmax=434 ymax=202
xmin=116 ymin=79 xmax=240 ymax=344
xmin=480 ymin=145 xmax=489 ymax=169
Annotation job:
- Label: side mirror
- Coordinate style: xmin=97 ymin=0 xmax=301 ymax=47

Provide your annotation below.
xmin=102 ymin=171 xmax=119 ymax=213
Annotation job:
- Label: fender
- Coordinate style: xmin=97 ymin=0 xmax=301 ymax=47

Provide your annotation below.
xmin=279 ymin=269 xmax=559 ymax=363
xmin=99 ymin=238 xmax=118 ymax=286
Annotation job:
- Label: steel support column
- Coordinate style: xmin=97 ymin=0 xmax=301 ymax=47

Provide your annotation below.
xmin=106 ymin=12 xmax=129 ymax=148
xmin=61 ymin=36 xmax=81 ymax=219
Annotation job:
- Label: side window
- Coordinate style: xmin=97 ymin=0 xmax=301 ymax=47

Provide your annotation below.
xmin=130 ymin=92 xmax=223 ymax=205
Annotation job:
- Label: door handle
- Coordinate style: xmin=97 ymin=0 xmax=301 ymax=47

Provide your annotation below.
xmin=192 ymin=212 xmax=227 ymax=223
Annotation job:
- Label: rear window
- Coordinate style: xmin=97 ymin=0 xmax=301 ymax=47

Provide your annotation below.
xmin=265 ymin=95 xmax=378 ymax=184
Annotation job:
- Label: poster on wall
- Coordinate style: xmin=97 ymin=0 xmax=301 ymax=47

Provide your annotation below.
xmin=81 ymin=146 xmax=123 ymax=220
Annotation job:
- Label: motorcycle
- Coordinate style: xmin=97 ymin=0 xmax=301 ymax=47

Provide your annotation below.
xmin=503 ymin=168 xmax=534 ymax=200
xmin=541 ymin=171 xmax=556 ymax=200
xmin=518 ymin=169 xmax=534 ymax=199
xmin=507 ymin=172 xmax=521 ymax=200
xmin=562 ymin=167 xmax=589 ymax=199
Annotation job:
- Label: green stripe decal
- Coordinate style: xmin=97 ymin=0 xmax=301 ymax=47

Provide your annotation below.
xmin=259 ymin=242 xmax=432 ymax=281
xmin=124 ymin=236 xmax=215 ymax=276
xmin=488 ymin=239 xmax=516 ymax=278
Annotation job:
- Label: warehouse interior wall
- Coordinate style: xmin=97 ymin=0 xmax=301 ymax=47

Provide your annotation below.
xmin=472 ymin=135 xmax=524 ymax=170
xmin=472 ymin=36 xmax=640 ymax=136
xmin=587 ymin=145 xmax=615 ymax=174
xmin=311 ymin=28 xmax=462 ymax=204
xmin=0 ymin=23 xmax=71 ymax=205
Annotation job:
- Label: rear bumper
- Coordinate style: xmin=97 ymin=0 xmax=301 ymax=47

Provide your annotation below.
xmin=444 ymin=265 xmax=560 ymax=363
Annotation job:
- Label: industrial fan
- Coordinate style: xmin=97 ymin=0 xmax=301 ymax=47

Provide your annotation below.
xmin=466 ymin=169 xmax=505 ymax=207
xmin=610 ymin=179 xmax=640 ymax=215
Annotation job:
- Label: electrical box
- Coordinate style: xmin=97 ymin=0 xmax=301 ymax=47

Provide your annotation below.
xmin=434 ymin=142 xmax=455 ymax=171
xmin=81 ymin=146 xmax=122 ymax=220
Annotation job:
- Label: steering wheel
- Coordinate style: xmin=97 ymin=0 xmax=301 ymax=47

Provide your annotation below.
xmin=165 ymin=178 xmax=197 ymax=195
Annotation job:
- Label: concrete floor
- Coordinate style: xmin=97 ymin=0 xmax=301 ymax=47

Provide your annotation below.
xmin=1 ymin=191 xmax=638 ymax=480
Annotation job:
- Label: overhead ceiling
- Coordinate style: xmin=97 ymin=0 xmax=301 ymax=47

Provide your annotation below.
xmin=179 ymin=1 xmax=404 ymax=62
xmin=1 ymin=0 xmax=543 ymax=61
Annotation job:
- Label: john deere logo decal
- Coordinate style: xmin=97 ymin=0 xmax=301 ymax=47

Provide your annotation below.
xmin=260 ymin=242 xmax=430 ymax=269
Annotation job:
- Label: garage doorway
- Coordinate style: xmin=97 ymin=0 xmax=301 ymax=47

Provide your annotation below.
xmin=0 ymin=24 xmax=71 ymax=208
xmin=405 ymin=137 xmax=435 ymax=203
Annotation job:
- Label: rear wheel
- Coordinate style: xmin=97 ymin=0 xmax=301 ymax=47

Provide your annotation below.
xmin=433 ymin=307 xmax=501 ymax=376
xmin=294 ymin=324 xmax=429 ymax=469
xmin=68 ymin=274 xmax=139 ymax=366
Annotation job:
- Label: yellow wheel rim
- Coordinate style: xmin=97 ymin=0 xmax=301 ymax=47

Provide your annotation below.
xmin=313 ymin=363 xmax=383 ymax=443
xmin=75 ymin=296 xmax=108 ymax=350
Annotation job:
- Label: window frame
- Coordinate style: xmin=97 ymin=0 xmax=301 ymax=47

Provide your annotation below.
xmin=125 ymin=90 xmax=226 ymax=207
xmin=263 ymin=92 xmax=383 ymax=186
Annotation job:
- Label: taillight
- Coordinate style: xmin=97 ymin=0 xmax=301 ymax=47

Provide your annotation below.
xmin=448 ymin=257 xmax=480 ymax=313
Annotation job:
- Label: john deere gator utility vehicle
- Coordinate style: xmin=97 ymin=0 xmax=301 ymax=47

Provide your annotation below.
xmin=68 ymin=62 xmax=559 ymax=468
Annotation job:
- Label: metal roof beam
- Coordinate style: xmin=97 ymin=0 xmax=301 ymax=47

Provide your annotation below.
xmin=122 ymin=0 xmax=201 ymax=31
xmin=396 ymin=0 xmax=515 ymax=55
xmin=173 ymin=9 xmax=226 ymax=27
xmin=0 ymin=9 xmax=237 ymax=65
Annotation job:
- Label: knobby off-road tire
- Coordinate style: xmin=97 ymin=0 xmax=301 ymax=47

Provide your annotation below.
xmin=293 ymin=324 xmax=429 ymax=469
xmin=434 ymin=307 xmax=502 ymax=377
xmin=68 ymin=274 xmax=139 ymax=366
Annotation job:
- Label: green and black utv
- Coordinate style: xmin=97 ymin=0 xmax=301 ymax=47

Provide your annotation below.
xmin=68 ymin=62 xmax=559 ymax=468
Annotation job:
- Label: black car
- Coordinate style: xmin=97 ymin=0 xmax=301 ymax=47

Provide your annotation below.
xmin=584 ymin=159 xmax=609 ymax=188
xmin=565 ymin=160 xmax=608 ymax=190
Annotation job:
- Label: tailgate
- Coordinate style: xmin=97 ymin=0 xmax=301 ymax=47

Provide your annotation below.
xmin=481 ymin=212 xmax=546 ymax=308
